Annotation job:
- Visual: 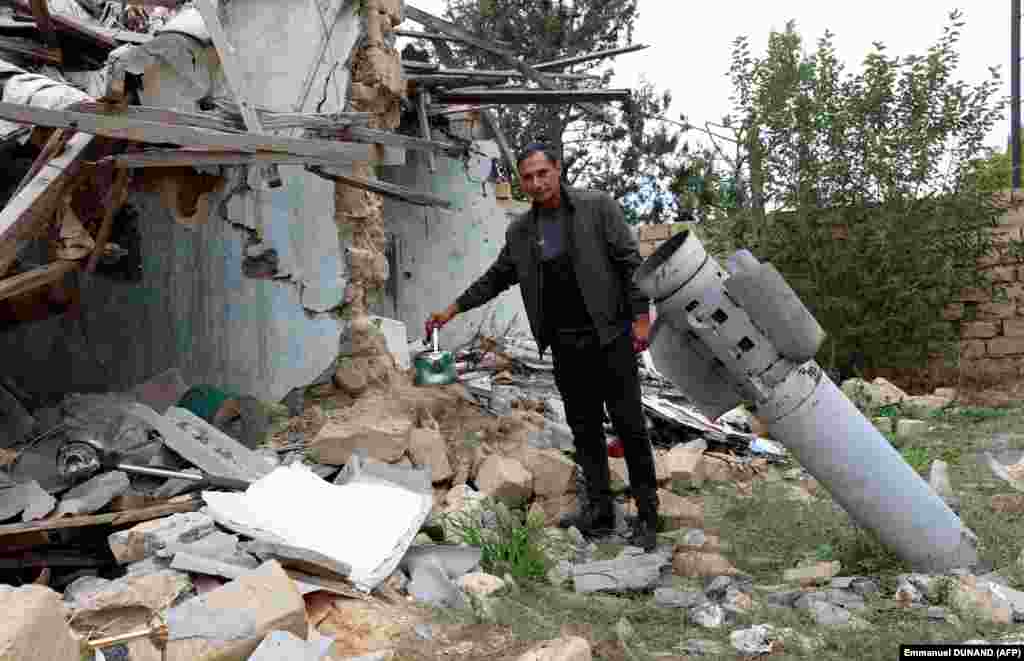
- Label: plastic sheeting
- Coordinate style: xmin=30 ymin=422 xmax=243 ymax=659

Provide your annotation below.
xmin=203 ymin=463 xmax=432 ymax=592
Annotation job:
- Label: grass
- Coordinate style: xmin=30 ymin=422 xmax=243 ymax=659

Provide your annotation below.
xmin=424 ymin=404 xmax=1024 ymax=660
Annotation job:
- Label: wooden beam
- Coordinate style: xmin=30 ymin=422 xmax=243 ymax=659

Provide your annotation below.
xmin=0 ymin=102 xmax=379 ymax=164
xmin=532 ymin=44 xmax=650 ymax=71
xmin=404 ymin=5 xmax=613 ymax=123
xmin=74 ymin=102 xmax=369 ymax=133
xmin=307 ymin=166 xmax=452 ymax=208
xmin=346 ymin=125 xmax=461 ymax=156
xmin=434 ymin=88 xmax=631 ymax=105
xmin=0 ymin=495 xmax=201 ymax=538
xmin=0 ymin=260 xmax=78 ymax=301
xmin=11 ymin=128 xmax=71 ymax=200
xmin=0 ymin=131 xmax=94 ymax=275
xmin=404 ymin=67 xmax=597 ymax=82
xmin=85 ymin=167 xmax=129 ymax=273
xmin=393 ymin=28 xmax=513 ymax=49
xmin=28 ymin=0 xmax=57 ymax=48
xmin=417 ymin=91 xmax=436 ymax=172
xmin=109 ymin=149 xmax=352 ymax=168
xmin=481 ymin=108 xmax=517 ymax=185
xmin=11 ymin=0 xmax=149 ymax=49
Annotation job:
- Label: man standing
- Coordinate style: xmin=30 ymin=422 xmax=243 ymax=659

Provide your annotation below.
xmin=426 ymin=143 xmax=660 ymax=551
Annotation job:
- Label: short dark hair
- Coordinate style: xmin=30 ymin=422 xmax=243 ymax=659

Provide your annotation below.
xmin=516 ymin=142 xmax=561 ymax=167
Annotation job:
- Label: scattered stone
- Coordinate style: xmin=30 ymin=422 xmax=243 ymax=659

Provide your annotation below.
xmin=688 ymin=602 xmax=726 ymax=628
xmin=109 ymin=512 xmax=217 ymax=565
xmin=171 ymin=553 xmax=251 ymax=580
xmin=458 ymin=572 xmax=506 ymax=597
xmin=679 ymin=639 xmax=724 ymax=656
xmin=704 ymin=575 xmax=734 ymax=600
xmin=309 ymin=404 xmax=412 ymax=465
xmin=476 ymin=455 xmax=533 ymax=505
xmin=245 ymin=540 xmax=352 ymax=580
xmin=248 ymin=630 xmax=332 ymax=661
xmin=783 ymin=561 xmax=840 ymax=586
xmin=722 ymin=586 xmax=755 ymax=613
xmin=840 ymin=377 xmax=907 ymax=408
xmin=414 ymin=623 xmax=433 ymax=641
xmin=991 ymin=494 xmax=1024 ymax=514
xmin=654 ymin=588 xmax=707 ymax=609
xmin=950 ymin=576 xmax=1013 ymax=625
xmin=928 ymin=606 xmax=950 ymax=621
xmin=573 ymin=552 xmax=670 ymax=594
xmin=529 ymin=493 xmax=580 ymax=527
xmin=729 ymin=624 xmax=780 ymax=656
xmin=407 ymin=427 xmax=453 ymax=483
xmin=766 ymin=589 xmax=803 ymax=608
xmin=64 ymin=570 xmax=190 ymax=626
xmin=807 ymin=601 xmax=853 ymax=626
xmin=896 ymin=419 xmax=928 ymax=438
xmin=672 ymin=551 xmax=738 ymax=578
xmin=824 ymin=588 xmax=868 ymax=611
xmin=895 ymin=579 xmax=923 ymax=607
xmin=515 ymin=636 xmax=592 ymax=661
xmin=655 ymin=490 xmax=704 ymax=529
xmin=666 ymin=440 xmax=706 ymax=483
xmin=905 ymin=394 xmax=955 ymax=417
xmin=163 ymin=560 xmax=306 ymax=661
xmin=850 ymin=577 xmax=881 ymax=597
xmin=0 ymin=585 xmax=80 ymax=660
xmin=0 ymin=479 xmax=56 ymax=522
xmin=523 ymin=448 xmax=576 ymax=498
xmin=55 ymin=470 xmax=130 ymax=516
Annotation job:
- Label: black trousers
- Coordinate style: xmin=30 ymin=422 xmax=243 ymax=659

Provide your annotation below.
xmin=549 ymin=329 xmax=659 ymax=516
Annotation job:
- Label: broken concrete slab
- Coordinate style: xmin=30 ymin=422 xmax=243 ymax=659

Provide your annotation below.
xmin=0 ymin=585 xmax=80 ymax=661
xmin=0 ymin=479 xmax=56 ymax=522
xmin=572 ymin=552 xmax=671 ymax=594
xmin=245 ymin=540 xmax=353 ymax=580
xmin=476 ymin=455 xmax=533 ymax=505
xmin=109 ymin=511 xmax=217 ymax=564
xmin=248 ymin=630 xmax=333 ymax=661
xmin=160 ymin=406 xmax=276 ymax=483
xmin=400 ymin=544 xmax=482 ymax=580
xmin=406 ymin=555 xmax=466 ymax=608
xmin=406 ymin=427 xmax=453 ymax=483
xmin=164 ymin=560 xmax=307 ymax=661
xmin=158 ymin=531 xmax=257 ymax=569
xmin=64 ymin=570 xmax=191 ymax=615
xmin=171 ymin=552 xmax=252 ymax=580
xmin=309 ymin=404 xmax=412 ymax=466
xmin=55 ymin=470 xmax=130 ymax=516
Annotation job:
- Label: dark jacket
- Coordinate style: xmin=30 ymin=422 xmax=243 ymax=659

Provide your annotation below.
xmin=455 ymin=187 xmax=650 ymax=355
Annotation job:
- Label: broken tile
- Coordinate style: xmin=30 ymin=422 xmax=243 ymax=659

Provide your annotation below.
xmin=0 ymin=585 xmax=79 ymax=660
xmin=56 ymin=471 xmax=130 ymax=516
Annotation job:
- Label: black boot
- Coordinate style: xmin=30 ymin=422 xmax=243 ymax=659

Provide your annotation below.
xmin=631 ymin=490 xmax=660 ymax=552
xmin=558 ymin=496 xmax=615 ymax=537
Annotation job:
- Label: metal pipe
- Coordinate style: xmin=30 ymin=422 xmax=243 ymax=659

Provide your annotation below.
xmin=1013 ymin=0 xmax=1021 ymax=189
xmin=635 ymin=231 xmax=979 ymax=572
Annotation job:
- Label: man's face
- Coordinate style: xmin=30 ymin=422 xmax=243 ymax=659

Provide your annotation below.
xmin=519 ymin=152 xmax=562 ymax=206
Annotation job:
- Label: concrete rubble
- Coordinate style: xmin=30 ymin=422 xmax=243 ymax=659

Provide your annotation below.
xmin=0 ymin=585 xmax=80 ymax=661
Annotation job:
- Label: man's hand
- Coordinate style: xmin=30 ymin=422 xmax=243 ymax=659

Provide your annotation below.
xmin=425 ymin=303 xmax=460 ymax=343
xmin=632 ymin=313 xmax=651 ymax=353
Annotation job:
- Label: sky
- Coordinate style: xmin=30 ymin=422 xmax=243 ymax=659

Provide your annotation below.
xmin=405 ymin=0 xmax=1012 ymax=151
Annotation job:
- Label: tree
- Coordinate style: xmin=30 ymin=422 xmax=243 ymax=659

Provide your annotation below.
xmin=696 ymin=12 xmax=1006 ymax=376
xmin=417 ymin=0 xmax=688 ymax=223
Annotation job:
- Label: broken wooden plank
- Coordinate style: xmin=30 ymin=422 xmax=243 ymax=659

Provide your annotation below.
xmin=408 ymin=74 xmax=512 ymax=87
xmin=429 ymin=104 xmax=500 ymax=116
xmin=404 ymin=5 xmax=613 ymax=123
xmin=416 ymin=90 xmax=436 ymax=172
xmin=0 ymin=260 xmax=78 ymax=301
xmin=75 ymin=102 xmax=368 ymax=133
xmin=393 ymin=28 xmax=513 ymax=49
xmin=28 ymin=0 xmax=57 ymax=48
xmin=533 ymin=44 xmax=650 ymax=71
xmin=85 ymin=167 xmax=129 ymax=273
xmin=0 ymin=494 xmax=202 ymax=538
xmin=11 ymin=128 xmax=71 ymax=200
xmin=307 ymin=165 xmax=451 ymax=208
xmin=403 ymin=66 xmax=595 ymax=82
xmin=345 ymin=125 xmax=461 ymax=156
xmin=12 ymin=0 xmax=149 ymax=49
xmin=0 ymin=131 xmax=95 ymax=275
xmin=0 ymin=35 xmax=61 ymax=64
xmin=109 ymin=149 xmax=350 ymax=168
xmin=0 ymin=102 xmax=379 ymax=164
xmin=434 ymin=88 xmax=632 ymax=105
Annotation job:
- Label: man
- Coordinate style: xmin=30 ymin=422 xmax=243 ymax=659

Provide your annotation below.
xmin=425 ymin=143 xmax=660 ymax=551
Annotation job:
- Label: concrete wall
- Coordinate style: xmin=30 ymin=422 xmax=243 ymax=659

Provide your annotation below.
xmin=0 ymin=0 xmax=363 ymax=403
xmin=379 ymin=142 xmax=533 ymax=352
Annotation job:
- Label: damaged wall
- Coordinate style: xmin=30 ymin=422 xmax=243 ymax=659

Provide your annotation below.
xmin=379 ymin=140 xmax=532 ymax=351
xmin=0 ymin=0 xmax=366 ymax=402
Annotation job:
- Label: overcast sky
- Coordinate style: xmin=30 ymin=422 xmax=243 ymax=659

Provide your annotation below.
xmin=406 ymin=1 xmax=1011 ymax=151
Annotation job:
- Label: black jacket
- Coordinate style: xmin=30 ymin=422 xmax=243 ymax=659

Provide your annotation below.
xmin=455 ymin=187 xmax=650 ymax=355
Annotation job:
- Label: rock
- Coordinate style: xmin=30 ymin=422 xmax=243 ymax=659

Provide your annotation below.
xmin=476 ymin=455 xmax=533 ymax=505
xmin=407 ymin=427 xmax=453 ymax=483
xmin=523 ymin=448 xmax=576 ymax=498
xmin=950 ymin=576 xmax=1013 ymax=625
xmin=0 ymin=480 xmax=56 ymax=522
xmin=688 ymin=602 xmax=726 ymax=628
xmin=783 ymin=561 xmax=840 ymax=586
xmin=680 ymin=639 xmax=724 ymax=656
xmin=64 ymin=569 xmax=190 ymax=616
xmin=850 ymin=577 xmax=881 ymax=597
xmin=807 ymin=601 xmax=853 ymax=626
xmin=905 ymin=395 xmax=954 ymax=417
xmin=872 ymin=417 xmax=894 ymax=434
xmin=573 ymin=552 xmax=670 ymax=594
xmin=515 ymin=636 xmax=591 ymax=661
xmin=458 ymin=572 xmax=506 ymax=597
xmin=547 ymin=560 xmax=573 ymax=586
xmin=163 ymin=560 xmax=307 ymax=661
xmin=990 ymin=494 xmax=1024 ymax=514
xmin=766 ymin=590 xmax=803 ymax=608
xmin=444 ymin=484 xmax=484 ymax=510
xmin=170 ymin=553 xmax=250 ymax=580
xmin=654 ymin=588 xmax=707 ymax=609
xmin=309 ymin=405 xmax=412 ymax=465
xmin=544 ymin=398 xmax=567 ymax=425
xmin=672 ymin=551 xmax=738 ymax=578
xmin=0 ymin=585 xmax=80 ymax=661
xmin=934 ymin=387 xmax=958 ymax=401
xmin=248 ymin=630 xmax=333 ymax=661
xmin=928 ymin=606 xmax=950 ymax=621
xmin=655 ymin=490 xmax=703 ymax=529
xmin=55 ymin=470 xmax=130 ymax=516
xmin=703 ymin=575 xmax=734 ymax=600
xmin=529 ymin=494 xmax=579 ymax=527
xmin=666 ymin=440 xmax=706 ymax=483
xmin=722 ymin=586 xmax=755 ymax=613
xmin=824 ymin=588 xmax=868 ymax=611
xmin=929 ymin=460 xmax=955 ymax=499
xmin=894 ymin=579 xmax=923 ymax=607
xmin=109 ymin=512 xmax=216 ymax=565
xmin=896 ymin=419 xmax=928 ymax=437
xmin=730 ymin=624 xmax=780 ymax=656
xmin=841 ymin=377 xmax=908 ymax=409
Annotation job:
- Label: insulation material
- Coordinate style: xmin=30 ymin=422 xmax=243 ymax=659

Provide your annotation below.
xmin=203 ymin=463 xmax=431 ymax=592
